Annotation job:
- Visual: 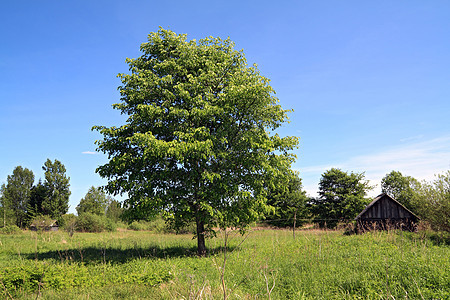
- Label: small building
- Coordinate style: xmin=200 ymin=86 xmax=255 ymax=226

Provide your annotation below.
xmin=30 ymin=219 xmax=59 ymax=231
xmin=355 ymin=193 xmax=419 ymax=232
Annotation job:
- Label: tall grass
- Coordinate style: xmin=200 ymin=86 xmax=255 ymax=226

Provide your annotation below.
xmin=0 ymin=228 xmax=448 ymax=299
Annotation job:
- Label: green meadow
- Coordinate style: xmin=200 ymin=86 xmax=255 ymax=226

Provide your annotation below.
xmin=0 ymin=228 xmax=448 ymax=299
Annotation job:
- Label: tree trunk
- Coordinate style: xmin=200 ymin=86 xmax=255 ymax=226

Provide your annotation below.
xmin=196 ymin=218 xmax=207 ymax=256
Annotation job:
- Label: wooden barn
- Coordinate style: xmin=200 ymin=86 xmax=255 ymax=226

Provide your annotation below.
xmin=30 ymin=219 xmax=59 ymax=232
xmin=355 ymin=193 xmax=419 ymax=232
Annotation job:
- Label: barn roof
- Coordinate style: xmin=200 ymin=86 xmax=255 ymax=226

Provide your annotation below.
xmin=355 ymin=193 xmax=419 ymax=220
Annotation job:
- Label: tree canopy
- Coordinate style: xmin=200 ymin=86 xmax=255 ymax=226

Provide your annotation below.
xmin=76 ymin=186 xmax=110 ymax=216
xmin=106 ymin=199 xmax=123 ymax=222
xmin=265 ymin=170 xmax=308 ymax=228
xmin=1 ymin=166 xmax=34 ymax=228
xmin=415 ymin=171 xmax=450 ymax=232
xmin=27 ymin=179 xmax=47 ymax=221
xmin=93 ymin=28 xmax=298 ymax=255
xmin=311 ymin=168 xmax=372 ymax=227
xmin=381 ymin=170 xmax=419 ymax=211
xmin=42 ymin=159 xmax=71 ymax=219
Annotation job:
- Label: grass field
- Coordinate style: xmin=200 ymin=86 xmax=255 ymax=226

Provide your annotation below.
xmin=0 ymin=228 xmax=448 ymax=299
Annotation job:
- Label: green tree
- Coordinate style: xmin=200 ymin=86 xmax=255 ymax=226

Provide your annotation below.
xmin=0 ymin=184 xmax=15 ymax=227
xmin=266 ymin=170 xmax=308 ymax=231
xmin=106 ymin=199 xmax=123 ymax=222
xmin=1 ymin=184 xmax=6 ymax=227
xmin=415 ymin=171 xmax=450 ymax=232
xmin=312 ymin=168 xmax=372 ymax=228
xmin=75 ymin=212 xmax=109 ymax=233
xmin=76 ymin=186 xmax=110 ymax=216
xmin=42 ymin=159 xmax=71 ymax=219
xmin=381 ymin=170 xmax=419 ymax=211
xmin=93 ymin=28 xmax=298 ymax=255
xmin=26 ymin=179 xmax=47 ymax=222
xmin=1 ymin=166 xmax=35 ymax=228
xmin=62 ymin=213 xmax=77 ymax=236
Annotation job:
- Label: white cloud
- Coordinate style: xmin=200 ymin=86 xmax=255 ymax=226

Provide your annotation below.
xmin=82 ymin=151 xmax=98 ymax=155
xmin=399 ymin=135 xmax=424 ymax=143
xmin=298 ymin=135 xmax=450 ymax=198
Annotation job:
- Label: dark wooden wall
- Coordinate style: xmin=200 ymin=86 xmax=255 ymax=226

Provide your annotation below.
xmin=359 ymin=195 xmax=415 ymax=220
xmin=356 ymin=194 xmax=418 ymax=232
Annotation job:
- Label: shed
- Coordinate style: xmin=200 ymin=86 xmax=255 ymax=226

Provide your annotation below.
xmin=30 ymin=219 xmax=59 ymax=231
xmin=355 ymin=193 xmax=419 ymax=232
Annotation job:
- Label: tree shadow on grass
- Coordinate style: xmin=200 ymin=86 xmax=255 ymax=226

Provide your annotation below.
xmin=24 ymin=244 xmax=236 ymax=264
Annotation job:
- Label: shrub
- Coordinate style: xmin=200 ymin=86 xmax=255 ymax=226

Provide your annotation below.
xmin=127 ymin=217 xmax=195 ymax=234
xmin=62 ymin=214 xmax=77 ymax=236
xmin=414 ymin=171 xmax=450 ymax=232
xmin=0 ymin=225 xmax=22 ymax=234
xmin=115 ymin=221 xmax=128 ymax=230
xmin=76 ymin=213 xmax=106 ymax=232
xmin=105 ymin=218 xmax=117 ymax=232
xmin=128 ymin=220 xmax=149 ymax=231
xmin=148 ymin=217 xmax=167 ymax=233
xmin=170 ymin=221 xmax=196 ymax=234
xmin=128 ymin=220 xmax=160 ymax=231
xmin=75 ymin=213 xmax=117 ymax=233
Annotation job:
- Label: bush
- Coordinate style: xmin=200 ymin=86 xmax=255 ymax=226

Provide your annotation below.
xmin=128 ymin=219 xmax=164 ymax=232
xmin=62 ymin=214 xmax=77 ymax=236
xmin=127 ymin=216 xmax=195 ymax=234
xmin=172 ymin=222 xmax=196 ymax=234
xmin=414 ymin=171 xmax=450 ymax=232
xmin=105 ymin=218 xmax=117 ymax=232
xmin=115 ymin=221 xmax=128 ymax=230
xmin=76 ymin=213 xmax=115 ymax=233
xmin=128 ymin=220 xmax=151 ymax=231
xmin=0 ymin=225 xmax=22 ymax=234
xmin=149 ymin=217 xmax=167 ymax=232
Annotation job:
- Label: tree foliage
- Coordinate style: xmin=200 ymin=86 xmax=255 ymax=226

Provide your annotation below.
xmin=76 ymin=186 xmax=110 ymax=216
xmin=0 ymin=184 xmax=15 ymax=227
xmin=106 ymin=199 xmax=123 ymax=222
xmin=1 ymin=166 xmax=35 ymax=228
xmin=381 ymin=170 xmax=449 ymax=232
xmin=75 ymin=212 xmax=115 ymax=233
xmin=381 ymin=170 xmax=419 ymax=211
xmin=311 ymin=168 xmax=372 ymax=227
xmin=27 ymin=179 xmax=47 ymax=221
xmin=42 ymin=159 xmax=71 ymax=219
xmin=93 ymin=28 xmax=298 ymax=255
xmin=414 ymin=171 xmax=450 ymax=232
xmin=265 ymin=170 xmax=308 ymax=227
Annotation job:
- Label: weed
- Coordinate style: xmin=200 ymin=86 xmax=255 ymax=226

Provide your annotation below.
xmin=0 ymin=229 xmax=448 ymax=299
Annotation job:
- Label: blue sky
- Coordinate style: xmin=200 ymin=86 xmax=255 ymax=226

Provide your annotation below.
xmin=1 ymin=1 xmax=449 ymax=214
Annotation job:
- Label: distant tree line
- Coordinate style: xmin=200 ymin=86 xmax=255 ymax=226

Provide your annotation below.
xmin=0 ymin=159 xmax=70 ymax=228
xmin=264 ymin=168 xmax=449 ymax=233
xmin=0 ymin=160 xmax=123 ymax=233
xmin=71 ymin=186 xmax=124 ymax=233
xmin=2 ymin=159 xmax=448 ymax=234
xmin=381 ymin=170 xmax=449 ymax=232
xmin=264 ymin=168 xmax=372 ymax=229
